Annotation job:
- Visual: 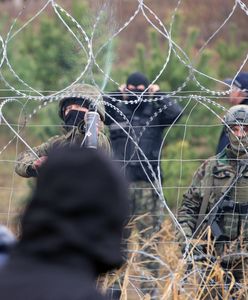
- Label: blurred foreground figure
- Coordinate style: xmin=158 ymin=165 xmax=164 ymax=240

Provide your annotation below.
xmin=0 ymin=225 xmax=16 ymax=268
xmin=0 ymin=147 xmax=129 ymax=300
xmin=177 ymin=105 xmax=248 ymax=285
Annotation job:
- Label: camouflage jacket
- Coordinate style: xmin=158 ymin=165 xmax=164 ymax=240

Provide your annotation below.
xmin=177 ymin=147 xmax=248 ymax=245
xmin=15 ymin=128 xmax=111 ymax=178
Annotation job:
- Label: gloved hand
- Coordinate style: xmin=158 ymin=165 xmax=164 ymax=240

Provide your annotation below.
xmin=26 ymin=156 xmax=47 ymax=177
xmin=33 ymin=156 xmax=47 ymax=171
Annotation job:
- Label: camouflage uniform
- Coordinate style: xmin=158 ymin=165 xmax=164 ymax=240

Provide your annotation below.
xmin=129 ymin=181 xmax=165 ymax=236
xmin=128 ymin=181 xmax=165 ymax=298
xmin=15 ymin=129 xmax=110 ymax=177
xmin=177 ymin=146 xmax=248 ymax=281
xmin=15 ymin=83 xmax=110 ymax=178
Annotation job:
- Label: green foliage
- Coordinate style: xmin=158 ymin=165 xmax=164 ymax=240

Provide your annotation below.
xmin=129 ymin=16 xmax=217 ymax=92
xmin=1 ymin=0 xmax=93 ymax=140
xmin=162 ymin=140 xmax=197 ymax=207
xmin=26 ymin=102 xmax=61 ymax=142
xmin=6 ymin=4 xmax=89 ymax=91
xmin=216 ymin=24 xmax=248 ymax=78
xmin=1 ymin=4 xmax=246 ymax=210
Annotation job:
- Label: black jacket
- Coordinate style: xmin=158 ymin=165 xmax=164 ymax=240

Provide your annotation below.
xmin=0 ymin=147 xmax=129 ymax=300
xmin=105 ymin=91 xmax=183 ymax=182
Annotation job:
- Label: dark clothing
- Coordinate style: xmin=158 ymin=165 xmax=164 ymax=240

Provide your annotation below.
xmin=105 ymin=90 xmax=182 ymax=298
xmin=216 ymin=129 xmax=229 ymax=154
xmin=0 ymin=147 xmax=129 ymax=300
xmin=105 ymin=91 xmax=183 ymax=182
xmin=216 ymin=98 xmax=248 ymax=154
xmin=0 ymin=257 xmax=104 ymax=300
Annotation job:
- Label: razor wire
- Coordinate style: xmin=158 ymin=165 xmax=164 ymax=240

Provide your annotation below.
xmin=0 ymin=0 xmax=248 ymax=299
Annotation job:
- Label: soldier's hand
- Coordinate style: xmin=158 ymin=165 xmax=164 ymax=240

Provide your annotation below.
xmin=33 ymin=156 xmax=47 ymax=170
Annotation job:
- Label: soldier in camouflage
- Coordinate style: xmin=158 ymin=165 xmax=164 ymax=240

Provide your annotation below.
xmin=15 ymin=84 xmax=110 ymax=178
xmin=177 ymin=104 xmax=248 ymax=282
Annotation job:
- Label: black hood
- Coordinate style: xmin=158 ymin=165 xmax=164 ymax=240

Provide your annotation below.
xmin=126 ymin=72 xmax=150 ymax=88
xmin=16 ymin=146 xmax=129 ymax=275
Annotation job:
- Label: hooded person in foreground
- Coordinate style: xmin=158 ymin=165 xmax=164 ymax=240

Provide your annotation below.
xmin=0 ymin=146 xmax=129 ymax=300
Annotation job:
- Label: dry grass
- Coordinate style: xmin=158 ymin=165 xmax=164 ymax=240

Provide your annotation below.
xmin=1 ymin=142 xmax=248 ymax=299
xmin=2 ymin=157 xmax=248 ymax=299
xmin=100 ymin=220 xmax=248 ymax=300
xmin=2 ymin=172 xmax=248 ymax=299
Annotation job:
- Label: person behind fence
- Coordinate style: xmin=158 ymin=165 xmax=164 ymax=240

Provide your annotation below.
xmin=104 ymin=72 xmax=183 ymax=297
xmin=15 ymin=83 xmax=110 ymax=178
xmin=177 ymin=104 xmax=248 ymax=283
xmin=216 ymin=72 xmax=248 ymax=154
xmin=0 ymin=146 xmax=129 ymax=300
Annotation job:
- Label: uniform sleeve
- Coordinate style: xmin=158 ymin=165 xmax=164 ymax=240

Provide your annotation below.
xmin=176 ymin=160 xmax=209 ymax=244
xmin=98 ymin=130 xmax=112 ymax=156
xmin=15 ymin=135 xmax=60 ymax=178
xmin=156 ymin=93 xmax=183 ymax=126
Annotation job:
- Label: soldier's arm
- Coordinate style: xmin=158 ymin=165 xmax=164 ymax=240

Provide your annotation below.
xmin=176 ymin=161 xmax=208 ymax=245
xmin=98 ymin=130 xmax=112 ymax=156
xmin=15 ymin=135 xmax=59 ymax=178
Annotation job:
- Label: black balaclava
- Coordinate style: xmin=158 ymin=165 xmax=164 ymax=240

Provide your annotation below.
xmin=16 ymin=146 xmax=129 ymax=275
xmin=126 ymin=72 xmax=150 ymax=107
xmin=62 ymin=98 xmax=91 ymax=132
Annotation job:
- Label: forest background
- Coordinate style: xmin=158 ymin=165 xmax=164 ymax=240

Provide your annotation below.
xmin=0 ymin=0 xmax=247 ymax=225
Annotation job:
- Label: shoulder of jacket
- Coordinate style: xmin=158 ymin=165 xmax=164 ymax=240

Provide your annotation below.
xmin=46 ymin=134 xmax=62 ymax=143
xmin=194 ymin=156 xmax=217 ymax=179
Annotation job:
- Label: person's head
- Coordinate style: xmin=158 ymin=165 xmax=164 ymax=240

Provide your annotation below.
xmin=126 ymin=72 xmax=150 ymax=92
xmin=17 ymin=146 xmax=129 ymax=275
xmin=225 ymin=72 xmax=248 ymax=105
xmin=125 ymin=72 xmax=150 ymax=106
xmin=224 ymin=104 xmax=248 ymax=152
xmin=58 ymin=84 xmax=105 ymax=131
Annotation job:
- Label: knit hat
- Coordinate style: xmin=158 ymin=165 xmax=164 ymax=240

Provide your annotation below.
xmin=126 ymin=72 xmax=150 ymax=88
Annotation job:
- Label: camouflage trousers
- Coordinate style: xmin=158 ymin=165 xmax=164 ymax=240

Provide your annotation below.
xmin=106 ymin=181 xmax=165 ymax=299
xmin=129 ymin=181 xmax=165 ymax=298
